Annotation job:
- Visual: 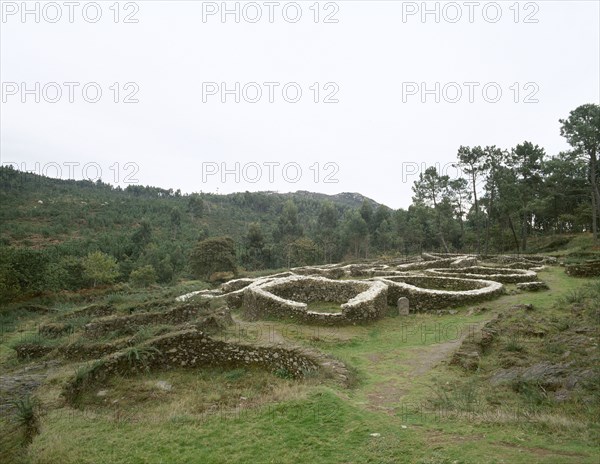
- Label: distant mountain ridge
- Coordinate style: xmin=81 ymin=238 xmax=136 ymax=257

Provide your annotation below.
xmin=285 ymin=191 xmax=382 ymax=209
xmin=0 ymin=166 xmax=386 ymax=252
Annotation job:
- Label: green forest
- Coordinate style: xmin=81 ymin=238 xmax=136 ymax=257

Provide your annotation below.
xmin=1 ymin=103 xmax=598 ymax=304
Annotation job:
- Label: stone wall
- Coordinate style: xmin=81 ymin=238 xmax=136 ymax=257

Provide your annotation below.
xmin=425 ymin=266 xmax=537 ymax=284
xmin=63 ymin=329 xmax=349 ymax=403
xmin=396 ymin=258 xmax=457 ymax=271
xmin=57 ymin=304 xmax=115 ymax=321
xmin=83 ymin=301 xmax=212 ymax=338
xmin=291 ymin=266 xmax=346 ymax=279
xmin=376 ymin=275 xmax=504 ymax=311
xmin=565 ymin=260 xmax=600 ymax=277
xmin=241 ymin=276 xmax=388 ymax=325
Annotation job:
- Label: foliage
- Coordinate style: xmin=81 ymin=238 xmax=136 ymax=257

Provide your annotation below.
xmin=82 ymin=251 xmax=120 ymax=287
xmin=190 ymin=236 xmax=238 ymax=280
xmin=129 ymin=265 xmax=157 ymax=287
xmin=0 ymin=103 xmax=598 ymax=302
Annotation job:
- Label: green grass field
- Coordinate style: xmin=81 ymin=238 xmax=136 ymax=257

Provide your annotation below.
xmin=1 ymin=266 xmax=599 ymax=464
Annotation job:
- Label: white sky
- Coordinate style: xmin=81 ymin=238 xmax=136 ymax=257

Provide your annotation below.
xmin=1 ymin=0 xmax=599 ymax=209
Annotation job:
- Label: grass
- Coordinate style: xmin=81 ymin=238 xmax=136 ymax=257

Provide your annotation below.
xmin=306 ymin=301 xmax=343 ymax=314
xmin=1 ymin=266 xmax=599 ymax=463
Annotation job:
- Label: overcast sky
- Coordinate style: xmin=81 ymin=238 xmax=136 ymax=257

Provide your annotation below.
xmin=1 ymin=0 xmax=599 ymax=209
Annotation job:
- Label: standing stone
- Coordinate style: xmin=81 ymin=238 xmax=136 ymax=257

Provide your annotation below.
xmin=397 ymin=297 xmax=409 ymax=316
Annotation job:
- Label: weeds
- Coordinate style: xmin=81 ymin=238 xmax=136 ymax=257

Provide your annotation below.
xmin=74 ymin=359 xmax=105 ymax=383
xmin=224 ymin=368 xmax=247 ymax=381
xmin=504 ymin=338 xmax=526 ymax=352
xmin=274 ymin=368 xmax=293 ymax=379
xmin=428 ymin=380 xmax=483 ymax=415
xmin=511 ymin=379 xmax=549 ymax=407
xmin=11 ymin=394 xmax=40 ymax=442
xmin=124 ymin=346 xmax=162 ymax=368
xmin=559 ymin=288 xmax=588 ymax=305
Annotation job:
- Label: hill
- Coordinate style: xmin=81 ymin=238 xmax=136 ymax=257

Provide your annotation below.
xmin=0 ymin=166 xmax=394 ymax=302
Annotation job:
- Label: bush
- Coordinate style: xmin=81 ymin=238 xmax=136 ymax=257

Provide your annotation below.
xmin=129 ymin=265 xmax=157 ymax=287
xmin=190 ymin=237 xmax=237 ymax=281
xmin=82 ymin=251 xmax=119 ymax=287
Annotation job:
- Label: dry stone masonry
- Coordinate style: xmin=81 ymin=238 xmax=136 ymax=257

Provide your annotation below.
xmin=424 ymin=266 xmax=538 ymax=284
xmin=242 ymin=276 xmax=388 ymax=325
xmin=376 ymin=275 xmax=504 ymax=311
xmin=63 ymin=329 xmax=351 ymax=403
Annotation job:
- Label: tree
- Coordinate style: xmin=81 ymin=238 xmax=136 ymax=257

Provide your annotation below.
xmin=456 ymin=146 xmax=486 ymax=252
xmin=170 ymin=207 xmax=182 ymax=239
xmin=242 ymin=223 xmax=268 ymax=270
xmin=360 ymin=200 xmax=374 ymax=231
xmin=412 ymin=166 xmax=451 ymax=252
xmin=274 ymin=200 xmax=304 ymax=266
xmin=130 ymin=265 xmax=157 ymax=287
xmin=343 ymin=211 xmax=368 ymax=258
xmin=540 ymin=151 xmax=589 ymax=233
xmin=510 ymin=141 xmax=545 ymax=251
xmin=374 ymin=219 xmax=394 ymax=252
xmin=82 ymin=251 xmax=119 ymax=287
xmin=131 ymin=220 xmax=152 ymax=255
xmin=480 ymin=146 xmax=507 ymax=253
xmin=275 ymin=200 xmax=303 ymax=241
xmin=288 ymin=237 xmax=318 ymax=266
xmin=190 ymin=236 xmax=237 ymax=280
xmin=447 ymin=178 xmax=471 ymax=238
xmin=187 ymin=194 xmax=204 ymax=219
xmin=316 ymin=202 xmax=339 ymax=263
xmin=560 ymin=104 xmax=600 ymax=239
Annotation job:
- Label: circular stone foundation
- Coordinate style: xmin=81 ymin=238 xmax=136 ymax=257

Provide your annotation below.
xmin=375 ymin=275 xmax=504 ymax=311
xmin=424 ymin=266 xmax=537 ymax=284
xmin=241 ymin=275 xmax=388 ymax=325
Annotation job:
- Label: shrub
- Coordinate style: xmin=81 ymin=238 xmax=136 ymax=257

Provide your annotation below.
xmin=129 ymin=265 xmax=157 ymax=287
xmin=190 ymin=237 xmax=237 ymax=281
xmin=12 ymin=395 xmax=39 ymax=441
xmin=82 ymin=251 xmax=119 ymax=287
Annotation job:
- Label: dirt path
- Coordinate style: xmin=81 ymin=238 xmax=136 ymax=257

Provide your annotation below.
xmin=365 ymin=319 xmax=490 ymax=414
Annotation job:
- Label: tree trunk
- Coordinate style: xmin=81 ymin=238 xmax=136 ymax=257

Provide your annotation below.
xmin=521 ymin=207 xmax=528 ymax=252
xmin=592 ymin=187 xmax=598 ymax=240
xmin=591 ymin=151 xmax=600 ymax=239
xmin=508 ymin=215 xmax=520 ymax=253
xmin=439 ymin=233 xmax=450 ymax=253
xmin=471 ymin=172 xmax=481 ymax=254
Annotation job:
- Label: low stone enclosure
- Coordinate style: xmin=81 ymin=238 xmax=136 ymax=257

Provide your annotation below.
xmin=82 ymin=301 xmax=216 ymax=339
xmin=62 ymin=328 xmax=351 ymax=404
xmin=174 ymin=253 xmax=552 ymax=321
xmin=374 ymin=275 xmax=505 ymax=311
xmin=16 ymin=251 xmax=554 ymax=414
xmin=13 ymin=301 xmax=234 ymax=361
xmin=241 ymin=276 xmax=388 ymax=325
xmin=424 ymin=266 xmax=538 ymax=284
xmin=565 ymin=259 xmax=600 ymax=277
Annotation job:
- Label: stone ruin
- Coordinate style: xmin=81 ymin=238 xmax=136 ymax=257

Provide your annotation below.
xmin=21 ymin=251 xmax=551 ymax=401
xmin=176 ymin=252 xmax=549 ymax=320
xmin=375 ymin=275 xmax=504 ymax=311
xmin=241 ymin=275 xmax=388 ymax=325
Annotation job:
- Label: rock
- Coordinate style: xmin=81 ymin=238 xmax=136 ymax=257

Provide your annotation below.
xmin=554 ymin=389 xmax=571 ymax=402
xmin=516 ymin=281 xmax=549 ymax=292
xmin=397 ymin=297 xmax=410 ymax=316
xmin=97 ymin=390 xmax=109 ymax=397
xmin=520 ymin=362 xmax=567 ymax=390
xmin=155 ymin=381 xmax=172 ymax=391
xmin=451 ymin=350 xmax=480 ymax=371
xmin=489 ymin=368 xmax=521 ymax=386
xmin=369 ymin=433 xmax=381 ymax=437
xmin=510 ymin=304 xmax=534 ymax=311
xmin=448 ymin=310 xmax=458 ymax=315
